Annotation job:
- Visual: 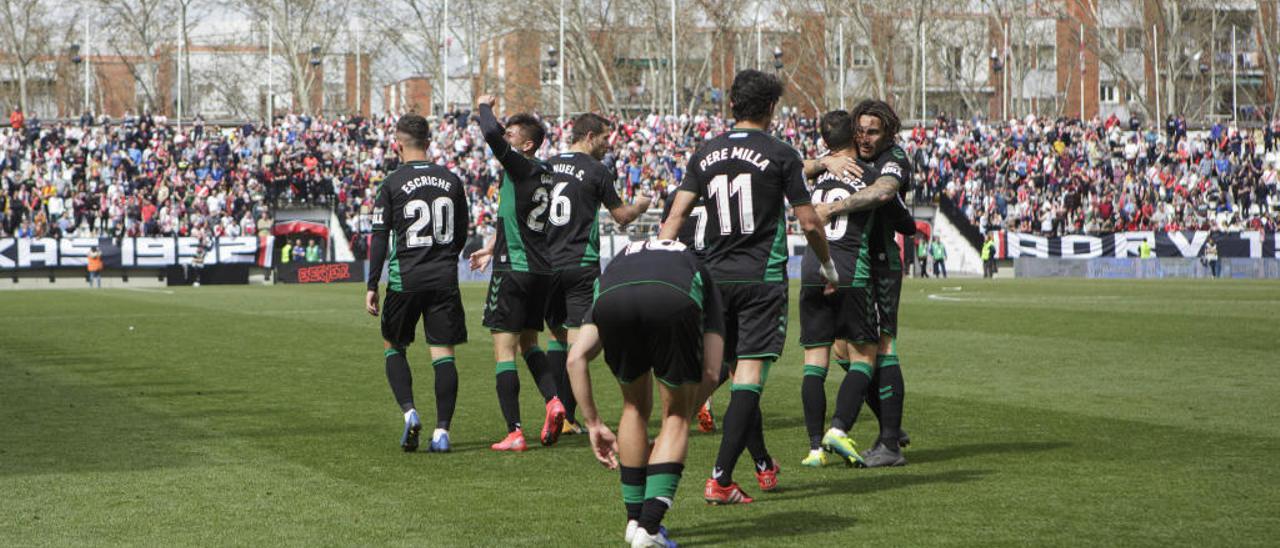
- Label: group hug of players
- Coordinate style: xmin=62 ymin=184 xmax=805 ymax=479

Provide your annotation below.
xmin=364 ymin=69 xmax=915 ymax=548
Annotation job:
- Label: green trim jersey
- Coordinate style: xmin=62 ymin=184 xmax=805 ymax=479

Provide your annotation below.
xmin=800 ymin=160 xmax=876 ymax=287
xmin=371 ymin=160 xmax=469 ymax=292
xmin=868 ymin=144 xmax=915 ymax=271
xmin=661 ymin=188 xmax=707 ymax=258
xmin=546 ymin=151 xmax=622 ymax=269
xmin=676 ymin=129 xmax=810 ymax=283
xmin=584 ymin=239 xmax=723 ymax=333
xmin=477 ymin=104 xmax=553 ymax=274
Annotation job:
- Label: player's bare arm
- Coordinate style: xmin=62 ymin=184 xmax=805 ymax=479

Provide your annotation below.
xmin=794 ymin=202 xmax=839 ymax=292
xmin=607 ymin=189 xmax=653 ymax=226
xmin=802 ymin=156 xmax=863 ymax=181
xmin=815 ymin=176 xmax=901 ymax=223
xmin=657 ymin=190 xmax=697 ymax=240
xmin=365 ymin=217 xmax=391 ymax=316
xmin=566 ymin=324 xmax=617 ymax=468
xmin=468 ymin=234 xmax=495 ymax=271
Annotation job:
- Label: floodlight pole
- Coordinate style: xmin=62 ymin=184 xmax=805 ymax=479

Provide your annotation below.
xmin=670 ymin=0 xmax=677 ymax=115
xmin=559 ymin=0 xmax=565 ymax=122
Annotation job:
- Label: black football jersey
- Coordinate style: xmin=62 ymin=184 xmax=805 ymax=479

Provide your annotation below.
xmin=585 ymin=239 xmax=723 ymax=333
xmin=661 ymin=189 xmax=707 ymax=256
xmin=867 ymin=145 xmax=915 ymax=271
xmin=800 ymin=161 xmax=876 ymax=287
xmin=677 ymin=129 xmax=810 ymax=283
xmin=546 ymin=151 xmax=622 ymax=269
xmin=477 ymin=104 xmax=552 ymax=273
xmin=371 ymin=160 xmax=469 ymax=291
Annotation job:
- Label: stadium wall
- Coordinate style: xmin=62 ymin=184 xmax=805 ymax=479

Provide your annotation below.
xmin=1014 ymin=258 xmax=1280 ymax=279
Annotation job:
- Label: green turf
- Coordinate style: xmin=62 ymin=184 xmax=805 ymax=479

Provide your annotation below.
xmin=2 ymin=279 xmax=1278 ymax=546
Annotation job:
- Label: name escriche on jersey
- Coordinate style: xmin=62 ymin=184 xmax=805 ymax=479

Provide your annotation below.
xmin=401 ymin=175 xmax=453 ymax=194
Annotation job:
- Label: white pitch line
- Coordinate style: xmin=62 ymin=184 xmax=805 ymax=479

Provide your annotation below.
xmin=123 ymin=287 xmax=176 ymax=295
xmin=927 ymin=294 xmax=980 ymax=302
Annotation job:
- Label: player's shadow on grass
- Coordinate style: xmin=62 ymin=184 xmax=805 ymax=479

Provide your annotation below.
xmin=906 ymin=441 xmax=1070 ymax=465
xmin=765 ymin=468 xmax=990 ymax=502
xmin=677 ymin=511 xmax=852 ymax=546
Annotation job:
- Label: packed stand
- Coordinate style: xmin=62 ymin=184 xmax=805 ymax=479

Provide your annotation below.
xmin=907 ymin=113 xmax=1280 ymax=235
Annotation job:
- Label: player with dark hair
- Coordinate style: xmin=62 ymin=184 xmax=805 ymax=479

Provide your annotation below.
xmin=660 ymin=183 xmax=718 ymax=434
xmin=544 ymin=112 xmax=652 ymax=433
xmin=795 ymin=109 xmax=878 ymax=467
xmin=817 ymin=98 xmax=914 ymax=467
xmin=566 ymin=239 xmax=725 ymax=548
xmin=661 ymin=69 xmax=840 ymax=504
xmin=469 ymin=95 xmax=565 ymax=452
xmin=365 ymin=113 xmax=469 ymax=453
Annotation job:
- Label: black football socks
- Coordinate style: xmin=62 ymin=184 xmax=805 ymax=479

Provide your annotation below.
xmin=431 ymin=356 xmax=458 ymax=429
xmin=876 ymin=354 xmax=905 ymax=445
xmin=620 ymin=465 xmax=645 ymax=521
xmin=385 ymin=348 xmax=414 ymax=412
xmin=523 ymin=346 xmax=558 ymax=403
xmin=712 ymin=385 xmax=759 ymax=487
xmin=495 ymin=361 xmax=521 ymax=431
xmin=547 ymin=340 xmax=577 ymax=419
xmin=639 ymin=463 xmax=683 ymax=534
xmin=832 ymin=361 xmax=873 ymax=432
xmin=801 ymin=364 xmax=828 ymax=450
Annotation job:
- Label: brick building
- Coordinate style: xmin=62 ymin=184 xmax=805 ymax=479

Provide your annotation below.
xmin=0 ymin=44 xmax=372 ymax=121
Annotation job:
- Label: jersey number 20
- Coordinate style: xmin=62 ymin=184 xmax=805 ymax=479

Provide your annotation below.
xmin=404 ymin=198 xmax=455 ymax=248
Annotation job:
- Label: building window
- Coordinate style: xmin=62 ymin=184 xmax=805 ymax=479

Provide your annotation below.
xmin=851 ymin=46 xmax=870 ymax=68
xmin=1100 ymin=84 xmax=1118 ymax=104
xmin=1123 ymin=28 xmax=1143 ymax=52
xmin=1037 ymin=46 xmax=1056 ymax=70
xmin=943 ymin=46 xmax=963 ymax=80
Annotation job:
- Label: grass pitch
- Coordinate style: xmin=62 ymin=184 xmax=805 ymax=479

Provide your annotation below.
xmin=2 ymin=279 xmax=1278 ymax=546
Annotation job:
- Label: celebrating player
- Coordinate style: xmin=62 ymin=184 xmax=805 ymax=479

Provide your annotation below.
xmin=661 ymin=69 xmax=839 ymax=504
xmin=796 ymin=109 xmax=881 ymax=467
xmin=471 ymin=95 xmax=566 ymax=452
xmin=544 ymin=112 xmax=652 ymax=433
xmin=566 ymin=238 xmax=724 ymax=548
xmin=817 ymin=99 xmax=914 ymax=467
xmin=365 ymin=114 xmax=469 ymax=453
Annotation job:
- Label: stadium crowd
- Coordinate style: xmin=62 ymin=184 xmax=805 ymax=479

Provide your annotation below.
xmin=3 ymin=108 xmax=1278 ymax=245
xmin=911 ymin=114 xmax=1280 ymax=235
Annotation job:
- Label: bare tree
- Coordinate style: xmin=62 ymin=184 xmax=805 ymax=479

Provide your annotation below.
xmin=95 ymin=0 xmax=184 ymax=114
xmin=238 ymin=0 xmax=347 ymax=114
xmin=0 ymin=0 xmax=58 ymax=113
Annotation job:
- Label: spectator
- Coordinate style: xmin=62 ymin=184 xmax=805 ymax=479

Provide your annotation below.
xmin=982 ymin=234 xmax=997 ymax=278
xmin=9 ymin=107 xmax=23 ymax=130
xmin=916 ymin=236 xmax=930 ymax=278
xmin=930 ymin=236 xmax=947 ymax=278
xmin=1204 ymin=237 xmax=1220 ymax=278
xmin=87 ymin=246 xmax=103 ymax=288
xmin=306 ymin=240 xmax=321 ymax=262
xmin=291 ymin=238 xmax=306 ymax=263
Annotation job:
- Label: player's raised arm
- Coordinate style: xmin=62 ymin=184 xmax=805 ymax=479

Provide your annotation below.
xmin=475 ymin=95 xmax=536 ymax=181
